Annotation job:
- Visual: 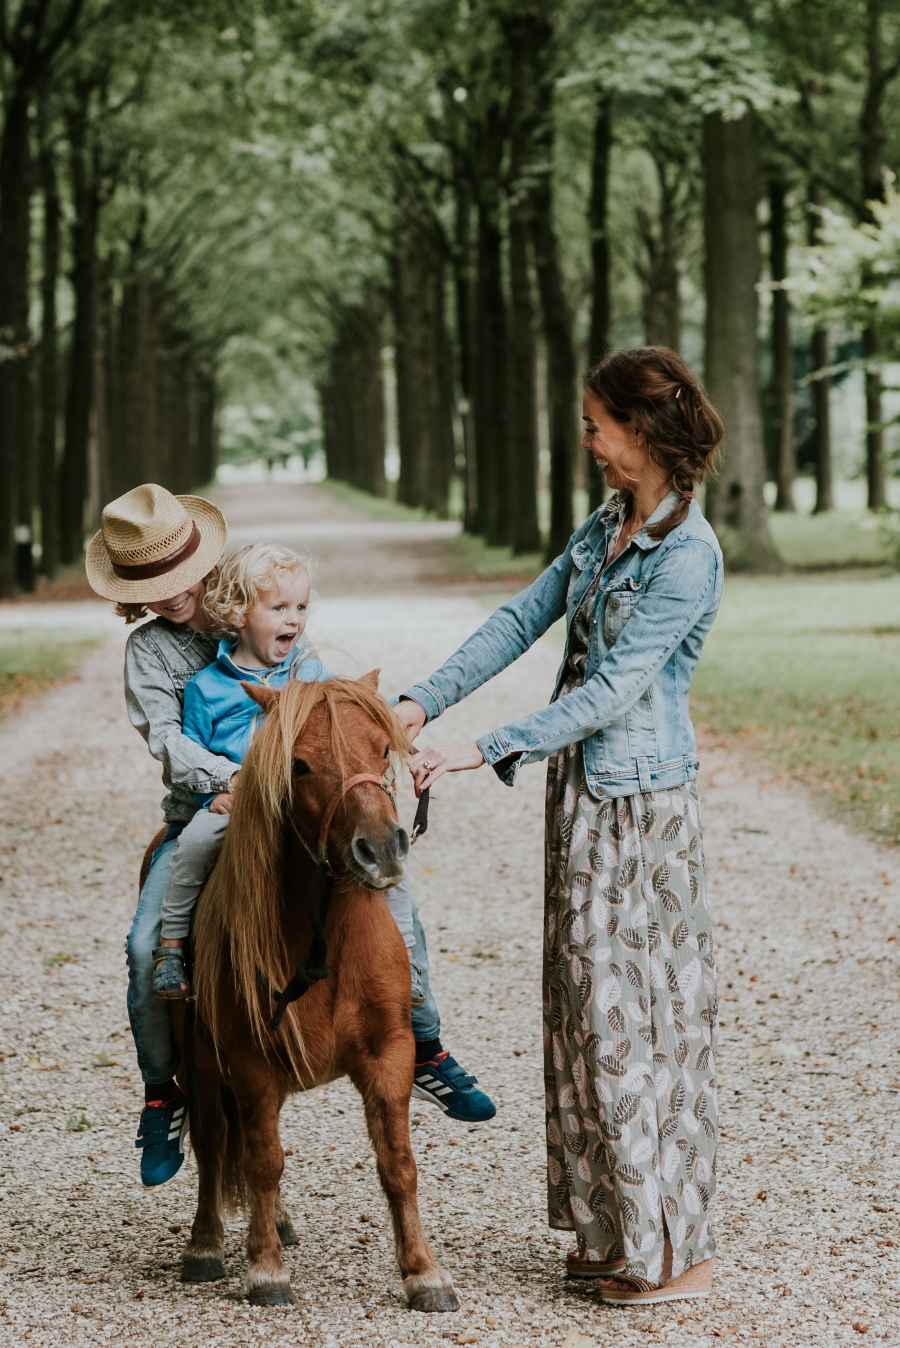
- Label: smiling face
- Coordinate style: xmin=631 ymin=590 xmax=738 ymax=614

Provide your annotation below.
xmin=581 ymin=389 xmax=656 ymax=494
xmin=231 ymin=567 xmax=311 ymax=668
xmin=146 ymin=581 xmax=208 ymax=628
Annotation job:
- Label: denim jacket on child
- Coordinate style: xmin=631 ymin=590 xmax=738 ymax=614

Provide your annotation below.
xmin=125 ymin=620 xmax=242 ymax=823
xmin=401 ymin=490 xmax=723 ymax=800
xmin=182 ymin=635 xmax=332 ymax=804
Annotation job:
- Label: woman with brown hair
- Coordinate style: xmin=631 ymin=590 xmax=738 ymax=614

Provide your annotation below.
xmin=397 ymin=347 xmax=725 ymax=1305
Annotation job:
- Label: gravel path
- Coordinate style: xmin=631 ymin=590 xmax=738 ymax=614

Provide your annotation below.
xmin=0 ymin=484 xmax=898 ymax=1348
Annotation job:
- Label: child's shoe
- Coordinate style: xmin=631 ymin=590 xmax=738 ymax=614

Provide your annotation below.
xmin=413 ymin=1048 xmax=496 ymax=1123
xmin=135 ymin=1091 xmax=189 ymax=1186
xmin=152 ymin=946 xmax=190 ymax=1000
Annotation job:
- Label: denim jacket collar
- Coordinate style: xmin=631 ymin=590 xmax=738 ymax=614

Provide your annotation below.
xmin=600 ymin=488 xmax=681 ymax=555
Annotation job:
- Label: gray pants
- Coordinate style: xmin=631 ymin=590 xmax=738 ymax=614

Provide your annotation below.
xmin=159 ymin=810 xmax=417 ymax=960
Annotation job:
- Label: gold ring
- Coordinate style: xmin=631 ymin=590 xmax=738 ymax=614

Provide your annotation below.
xmin=422 ymin=758 xmax=434 ymax=770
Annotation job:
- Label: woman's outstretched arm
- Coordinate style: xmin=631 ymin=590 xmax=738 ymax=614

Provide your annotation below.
xmin=409 ymin=537 xmax=720 ymax=792
xmin=398 ymin=517 xmax=597 ymax=728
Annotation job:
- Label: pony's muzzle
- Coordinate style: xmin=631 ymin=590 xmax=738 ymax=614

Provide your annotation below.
xmin=349 ymin=824 xmax=409 ymax=888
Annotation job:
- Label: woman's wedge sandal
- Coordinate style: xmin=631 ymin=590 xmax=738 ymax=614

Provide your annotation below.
xmin=152 ymin=946 xmax=191 ymax=1000
xmin=596 ymin=1257 xmax=713 ymax=1306
xmin=566 ymin=1249 xmax=627 ymax=1279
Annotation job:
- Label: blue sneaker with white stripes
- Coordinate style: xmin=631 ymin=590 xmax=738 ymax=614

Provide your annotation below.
xmin=413 ymin=1051 xmax=496 ymax=1123
xmin=135 ymin=1092 xmax=189 ymax=1187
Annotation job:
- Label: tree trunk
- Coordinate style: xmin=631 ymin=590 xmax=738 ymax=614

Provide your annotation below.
xmin=864 ymin=326 xmax=885 ymax=510
xmin=38 ymin=125 xmax=60 ymax=578
xmin=195 ymin=363 xmax=218 ymax=486
xmin=505 ymin=13 xmax=541 ymax=554
xmin=804 ymin=183 xmax=833 ymax=513
xmin=60 ymin=93 xmax=100 ymax=562
xmin=769 ymin=180 xmax=795 ymax=512
xmin=453 ymin=178 xmax=479 ymax=533
xmin=532 ymin=37 xmax=575 ymax=561
xmin=393 ymin=205 xmax=454 ymax=515
xmin=586 ymin=89 xmax=612 ymax=511
xmin=0 ymin=90 xmax=34 ymax=594
xmin=702 ymin=111 xmax=780 ymax=570
xmin=860 ymin=1 xmax=888 ymax=509
xmin=473 ymin=104 xmax=510 ymax=546
xmin=642 ymin=157 xmax=682 ymax=352
xmin=322 ymin=296 xmax=386 ymax=496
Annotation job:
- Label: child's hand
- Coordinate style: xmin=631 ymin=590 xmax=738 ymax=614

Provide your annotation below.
xmin=209 ymin=792 xmax=234 ymax=814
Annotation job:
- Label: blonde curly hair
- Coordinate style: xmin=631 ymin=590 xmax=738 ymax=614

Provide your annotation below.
xmin=202 ymin=543 xmax=316 ymax=637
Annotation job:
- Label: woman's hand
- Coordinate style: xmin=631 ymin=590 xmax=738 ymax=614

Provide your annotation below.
xmin=209 ymin=792 xmax=234 ymax=815
xmin=408 ymin=743 xmax=485 ymax=793
xmin=396 ymin=699 xmax=427 ymax=741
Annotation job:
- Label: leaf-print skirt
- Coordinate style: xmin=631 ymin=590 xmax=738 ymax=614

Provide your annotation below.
xmin=543 ymin=742 xmax=718 ymax=1283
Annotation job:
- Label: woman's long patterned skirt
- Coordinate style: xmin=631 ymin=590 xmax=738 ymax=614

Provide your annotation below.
xmin=543 ymin=742 xmax=718 ymax=1283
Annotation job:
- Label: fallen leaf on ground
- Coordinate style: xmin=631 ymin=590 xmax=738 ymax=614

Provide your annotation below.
xmin=561 ymin=1330 xmax=595 ymax=1348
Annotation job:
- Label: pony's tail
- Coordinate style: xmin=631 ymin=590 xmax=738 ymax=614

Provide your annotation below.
xmin=220 ymin=1083 xmax=248 ymax=1214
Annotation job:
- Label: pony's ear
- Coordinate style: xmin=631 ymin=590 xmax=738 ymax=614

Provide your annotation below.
xmin=358 ymin=668 xmax=380 ymax=691
xmin=241 ymin=681 xmax=279 ymax=712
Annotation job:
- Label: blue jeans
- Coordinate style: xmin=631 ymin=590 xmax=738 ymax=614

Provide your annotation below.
xmin=126 ymin=828 xmax=441 ymax=1085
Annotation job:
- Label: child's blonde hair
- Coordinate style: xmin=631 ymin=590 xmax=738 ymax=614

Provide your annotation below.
xmin=203 ymin=543 xmax=316 ymax=637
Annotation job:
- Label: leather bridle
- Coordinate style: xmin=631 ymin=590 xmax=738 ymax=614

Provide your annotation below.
xmin=268 ymin=774 xmax=430 ymax=1032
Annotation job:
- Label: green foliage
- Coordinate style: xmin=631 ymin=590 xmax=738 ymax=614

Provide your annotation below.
xmin=692 ymin=571 xmax=900 ymax=843
xmin=0 ymin=631 xmax=105 ymax=717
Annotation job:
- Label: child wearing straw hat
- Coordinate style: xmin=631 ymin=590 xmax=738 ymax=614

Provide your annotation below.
xmin=88 ymin=484 xmax=496 ymax=1190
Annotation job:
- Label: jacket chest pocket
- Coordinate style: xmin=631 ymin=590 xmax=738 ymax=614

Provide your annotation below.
xmin=172 ymin=669 xmax=197 ymax=695
xmin=603 ymin=581 xmax=643 ymax=644
xmin=567 ymin=542 xmax=596 ymax=615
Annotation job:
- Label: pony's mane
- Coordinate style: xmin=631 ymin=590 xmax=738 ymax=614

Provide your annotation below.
xmin=193 ymin=678 xmax=411 ymax=1075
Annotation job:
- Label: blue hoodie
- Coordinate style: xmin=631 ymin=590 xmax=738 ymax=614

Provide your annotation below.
xmin=181 ymin=633 xmax=333 ymax=805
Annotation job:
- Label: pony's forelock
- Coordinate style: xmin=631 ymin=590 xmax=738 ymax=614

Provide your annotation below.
xmin=192 ymin=678 xmax=411 ymax=1076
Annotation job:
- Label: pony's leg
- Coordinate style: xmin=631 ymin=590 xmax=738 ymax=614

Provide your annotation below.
xmin=240 ymin=1090 xmax=295 ymax=1306
xmin=353 ymin=1052 xmax=459 ymax=1313
xmin=275 ymin=1185 xmax=298 ymax=1247
xmin=181 ymin=1074 xmax=227 ymax=1282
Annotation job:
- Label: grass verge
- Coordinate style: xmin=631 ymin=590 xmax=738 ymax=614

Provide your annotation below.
xmin=692 ymin=570 xmax=900 ymax=844
xmin=0 ymin=629 xmax=106 ymax=719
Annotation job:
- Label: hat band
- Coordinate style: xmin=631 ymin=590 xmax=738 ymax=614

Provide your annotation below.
xmin=110 ymin=522 xmax=201 ymax=580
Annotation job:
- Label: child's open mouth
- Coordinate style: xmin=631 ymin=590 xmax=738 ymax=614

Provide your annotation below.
xmin=275 ymin=633 xmax=295 ymax=657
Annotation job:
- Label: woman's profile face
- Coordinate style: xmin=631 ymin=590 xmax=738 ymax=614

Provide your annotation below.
xmin=581 ymin=390 xmax=651 ymax=493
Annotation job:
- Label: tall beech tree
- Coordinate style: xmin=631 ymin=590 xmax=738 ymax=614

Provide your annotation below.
xmin=703 ymin=110 xmax=780 ymax=570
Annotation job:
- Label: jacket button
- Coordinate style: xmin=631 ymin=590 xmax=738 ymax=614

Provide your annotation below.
xmin=611 ymin=598 xmax=620 ymax=609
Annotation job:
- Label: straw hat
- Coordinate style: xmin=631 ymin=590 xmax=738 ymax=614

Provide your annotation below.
xmin=86 ymin=484 xmax=228 ymax=603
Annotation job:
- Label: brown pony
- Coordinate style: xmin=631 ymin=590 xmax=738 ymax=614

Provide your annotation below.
xmin=150 ymin=673 xmax=458 ymax=1311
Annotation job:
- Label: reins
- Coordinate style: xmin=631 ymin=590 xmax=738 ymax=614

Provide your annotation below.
xmin=267 ymin=777 xmax=430 ymax=1033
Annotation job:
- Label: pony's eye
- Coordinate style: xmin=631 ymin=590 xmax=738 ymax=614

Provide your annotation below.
xmin=383 ymin=744 xmax=390 ymax=759
xmin=293 ymin=758 xmax=311 ymax=777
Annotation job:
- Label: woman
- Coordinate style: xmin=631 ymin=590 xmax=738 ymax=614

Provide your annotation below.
xmin=397 ymin=347 xmax=724 ymax=1306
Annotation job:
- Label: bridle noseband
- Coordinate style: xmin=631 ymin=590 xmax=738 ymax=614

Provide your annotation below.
xmin=268 ymin=773 xmax=429 ymax=1032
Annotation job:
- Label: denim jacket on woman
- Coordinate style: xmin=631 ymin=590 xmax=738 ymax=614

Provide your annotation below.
xmin=401 ymin=491 xmax=723 ymax=800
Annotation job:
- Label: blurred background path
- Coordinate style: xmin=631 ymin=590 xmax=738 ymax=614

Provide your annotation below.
xmin=0 ymin=484 xmax=899 ymax=1348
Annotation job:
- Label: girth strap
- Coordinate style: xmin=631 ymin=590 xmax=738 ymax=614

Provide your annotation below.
xmin=269 ymin=860 xmax=334 ymax=1032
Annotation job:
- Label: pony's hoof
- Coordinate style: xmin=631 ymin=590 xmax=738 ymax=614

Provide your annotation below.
xmin=277 ymin=1220 xmax=299 ymax=1247
xmin=248 ymin=1279 xmax=296 ymax=1306
xmin=181 ymin=1252 xmax=225 ymax=1283
xmin=407 ymin=1285 xmax=460 ymax=1313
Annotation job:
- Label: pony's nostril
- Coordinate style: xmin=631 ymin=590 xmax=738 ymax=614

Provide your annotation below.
xmin=396 ymin=828 xmax=410 ymax=861
xmin=352 ymin=836 xmax=378 ymax=870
